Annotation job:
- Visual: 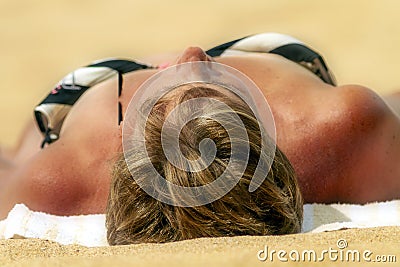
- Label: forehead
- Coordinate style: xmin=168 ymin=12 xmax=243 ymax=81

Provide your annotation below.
xmin=157 ymin=82 xmax=242 ymax=115
xmin=163 ymin=82 xmax=238 ymax=99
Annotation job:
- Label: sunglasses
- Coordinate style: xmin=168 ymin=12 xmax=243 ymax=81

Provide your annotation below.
xmin=118 ymin=72 xmax=123 ymax=125
xmin=115 ymin=60 xmax=153 ymax=126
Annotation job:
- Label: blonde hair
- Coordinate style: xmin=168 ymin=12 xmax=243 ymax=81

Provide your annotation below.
xmin=106 ymin=84 xmax=303 ymax=245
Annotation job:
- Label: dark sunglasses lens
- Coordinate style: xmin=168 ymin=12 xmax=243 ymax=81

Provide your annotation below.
xmin=118 ymin=72 xmax=123 ymax=97
xmin=118 ymin=102 xmax=123 ymax=125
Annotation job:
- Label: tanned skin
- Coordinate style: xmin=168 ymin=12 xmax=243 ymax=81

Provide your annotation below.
xmin=1 ymin=47 xmax=399 ymax=218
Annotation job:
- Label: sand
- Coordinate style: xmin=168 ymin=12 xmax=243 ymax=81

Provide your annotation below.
xmin=1 ymin=1 xmax=400 ymax=266
xmin=1 ymin=227 xmax=399 ymax=267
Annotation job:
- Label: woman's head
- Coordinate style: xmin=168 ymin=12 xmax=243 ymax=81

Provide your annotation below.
xmin=106 ymin=83 xmax=303 ymax=245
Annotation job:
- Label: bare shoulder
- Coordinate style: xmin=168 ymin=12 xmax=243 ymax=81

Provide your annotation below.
xmin=335 ymin=84 xmax=391 ymax=121
xmin=293 ymin=84 xmax=400 ymax=203
xmin=0 ymin=137 xmax=110 ymax=219
xmin=333 ymin=85 xmax=400 ymax=202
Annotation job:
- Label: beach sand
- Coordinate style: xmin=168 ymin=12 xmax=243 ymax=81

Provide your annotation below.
xmin=1 ymin=227 xmax=399 ymax=266
xmin=1 ymin=1 xmax=400 ymax=266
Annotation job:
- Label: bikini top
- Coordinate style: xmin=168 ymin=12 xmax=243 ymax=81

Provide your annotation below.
xmin=34 ymin=32 xmax=336 ymax=148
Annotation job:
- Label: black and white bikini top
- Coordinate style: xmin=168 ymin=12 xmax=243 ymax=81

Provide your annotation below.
xmin=34 ymin=32 xmax=335 ymax=148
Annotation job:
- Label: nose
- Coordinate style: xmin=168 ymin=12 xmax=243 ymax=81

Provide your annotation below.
xmin=176 ymin=46 xmax=214 ymax=64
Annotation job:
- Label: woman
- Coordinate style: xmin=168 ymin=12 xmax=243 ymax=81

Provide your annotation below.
xmin=1 ymin=33 xmax=399 ymax=244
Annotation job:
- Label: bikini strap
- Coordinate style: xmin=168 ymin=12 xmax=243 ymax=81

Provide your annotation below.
xmin=34 ymin=59 xmax=152 ymax=148
xmin=206 ymin=32 xmax=336 ymax=86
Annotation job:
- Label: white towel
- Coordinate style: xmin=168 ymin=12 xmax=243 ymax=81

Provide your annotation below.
xmin=0 ymin=204 xmax=107 ymax=247
xmin=1 ymin=201 xmax=400 ymax=247
xmin=302 ymin=200 xmax=400 ymax=232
